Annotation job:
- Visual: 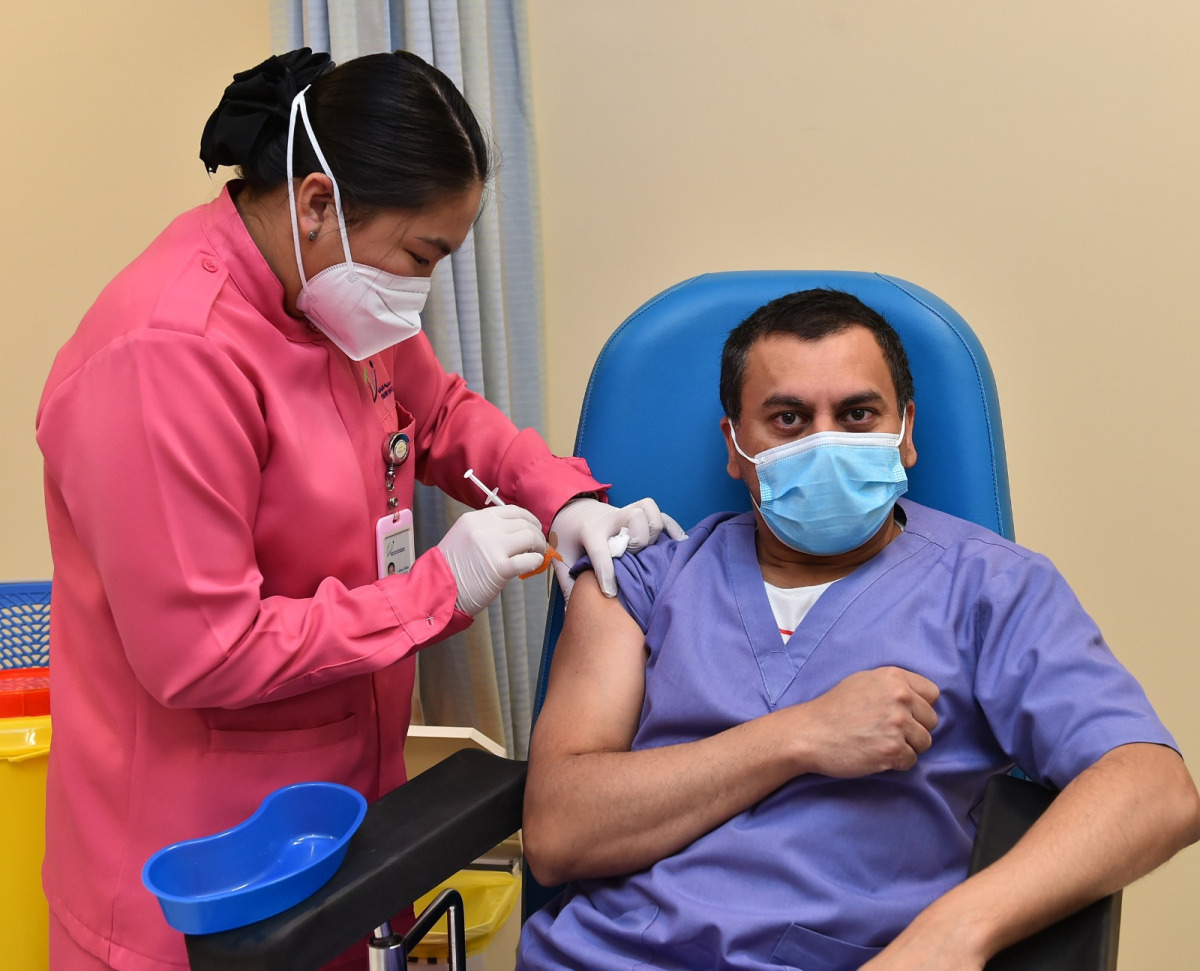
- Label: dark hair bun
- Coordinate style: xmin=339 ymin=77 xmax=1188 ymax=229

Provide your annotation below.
xmin=199 ymin=48 xmax=335 ymax=174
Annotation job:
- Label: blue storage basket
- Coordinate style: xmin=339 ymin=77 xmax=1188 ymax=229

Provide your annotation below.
xmin=0 ymin=582 xmax=51 ymax=669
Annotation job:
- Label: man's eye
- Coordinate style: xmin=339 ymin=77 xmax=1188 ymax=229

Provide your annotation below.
xmin=778 ymin=412 xmax=800 ymax=426
xmin=846 ymin=408 xmax=871 ymax=422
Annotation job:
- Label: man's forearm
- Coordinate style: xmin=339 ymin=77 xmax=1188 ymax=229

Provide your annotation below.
xmin=525 ymin=663 xmax=940 ymax=885
xmin=523 ymin=706 xmax=801 ymax=885
xmin=865 ymin=743 xmax=1200 ymax=970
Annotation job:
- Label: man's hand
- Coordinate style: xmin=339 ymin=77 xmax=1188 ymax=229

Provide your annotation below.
xmin=791 ymin=667 xmax=940 ymax=777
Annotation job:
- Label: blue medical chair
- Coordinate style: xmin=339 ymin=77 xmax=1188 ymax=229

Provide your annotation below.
xmin=186 ymin=272 xmax=1117 ymax=970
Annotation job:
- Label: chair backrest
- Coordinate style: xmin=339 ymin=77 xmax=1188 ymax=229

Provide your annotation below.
xmin=525 ymin=270 xmax=1013 ymax=915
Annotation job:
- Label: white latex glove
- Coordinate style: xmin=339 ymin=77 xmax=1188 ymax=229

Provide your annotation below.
xmin=438 ymin=505 xmax=548 ymax=616
xmin=550 ymin=497 xmax=687 ymax=601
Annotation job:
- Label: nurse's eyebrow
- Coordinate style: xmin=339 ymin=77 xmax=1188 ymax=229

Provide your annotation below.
xmin=418 ymin=235 xmax=453 ymax=256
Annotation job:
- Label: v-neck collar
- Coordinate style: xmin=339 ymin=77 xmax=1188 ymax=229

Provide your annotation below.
xmin=725 ymin=503 xmax=929 ymax=705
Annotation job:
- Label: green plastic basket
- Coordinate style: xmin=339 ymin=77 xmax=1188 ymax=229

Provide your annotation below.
xmin=0 ymin=582 xmax=51 ymax=669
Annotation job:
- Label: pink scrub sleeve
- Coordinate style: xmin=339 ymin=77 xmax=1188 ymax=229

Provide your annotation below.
xmin=391 ymin=331 xmax=602 ymax=530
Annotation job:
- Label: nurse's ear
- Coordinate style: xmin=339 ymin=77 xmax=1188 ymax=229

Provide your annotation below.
xmin=900 ymin=399 xmax=917 ymax=469
xmin=294 ymin=172 xmax=338 ymax=241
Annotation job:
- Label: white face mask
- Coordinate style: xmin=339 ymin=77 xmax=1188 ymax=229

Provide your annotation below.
xmin=286 ymin=88 xmax=430 ymax=361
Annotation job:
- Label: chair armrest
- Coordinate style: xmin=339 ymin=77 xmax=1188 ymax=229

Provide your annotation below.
xmin=185 ymin=749 xmax=526 ymax=971
xmin=971 ymin=773 xmax=1121 ymax=971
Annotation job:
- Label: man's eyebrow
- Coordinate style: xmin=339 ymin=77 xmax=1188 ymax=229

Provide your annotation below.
xmin=758 ymin=390 xmax=887 ymax=411
xmin=417 ymin=235 xmax=453 ymax=256
xmin=836 ymin=391 xmax=888 ymax=409
xmin=760 ymin=393 xmax=811 ymax=411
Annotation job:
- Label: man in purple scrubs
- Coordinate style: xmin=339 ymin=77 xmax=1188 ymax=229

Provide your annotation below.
xmin=516 ymin=289 xmax=1200 ymax=971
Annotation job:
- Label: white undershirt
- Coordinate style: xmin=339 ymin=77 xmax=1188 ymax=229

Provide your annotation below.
xmin=764 ymin=580 xmax=835 ymax=641
xmin=762 ymin=511 xmax=904 ymax=641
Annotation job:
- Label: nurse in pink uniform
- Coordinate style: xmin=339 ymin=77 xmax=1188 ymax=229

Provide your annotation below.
xmin=36 ymin=48 xmax=677 ymax=971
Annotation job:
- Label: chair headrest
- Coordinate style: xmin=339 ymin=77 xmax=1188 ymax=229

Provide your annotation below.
xmin=576 ymin=270 xmax=1013 ymax=539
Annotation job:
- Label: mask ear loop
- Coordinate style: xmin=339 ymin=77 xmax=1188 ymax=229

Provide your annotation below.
xmin=286 ymin=89 xmax=308 ymax=289
xmin=728 ymin=423 xmax=769 ymax=518
xmin=728 ymin=423 xmax=760 ymax=465
xmin=286 ymin=86 xmax=355 ymax=284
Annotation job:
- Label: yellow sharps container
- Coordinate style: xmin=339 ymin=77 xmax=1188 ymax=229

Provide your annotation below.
xmin=1 ymin=669 xmax=52 ymax=971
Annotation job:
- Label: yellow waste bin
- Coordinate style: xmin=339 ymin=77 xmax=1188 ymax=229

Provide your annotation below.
xmin=1 ymin=669 xmax=52 ymax=971
xmin=408 ymin=868 xmax=522 ymax=970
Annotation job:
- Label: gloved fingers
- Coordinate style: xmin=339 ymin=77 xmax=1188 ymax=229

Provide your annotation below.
xmin=638 ymin=499 xmax=688 ymax=543
xmin=548 ymin=498 xmax=603 ymax=564
xmin=588 ymin=544 xmax=618 ymax=598
xmin=508 ymin=549 xmax=550 ymax=579
xmin=661 ymin=512 xmax=688 ymax=540
xmin=495 ymin=516 xmax=549 ymax=552
xmin=519 ymin=546 xmax=564 ymax=580
xmin=551 ymin=556 xmax=576 ymax=604
xmin=494 ymin=528 xmax=549 ymax=578
xmin=482 ymin=508 xmax=548 ymax=580
xmin=619 ymin=502 xmax=653 ymax=552
xmin=575 ymin=514 xmax=621 ymax=595
xmin=463 ymin=505 xmax=546 ymax=555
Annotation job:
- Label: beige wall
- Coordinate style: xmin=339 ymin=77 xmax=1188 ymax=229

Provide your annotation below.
xmin=0 ymin=2 xmax=269 ymax=580
xmin=526 ymin=0 xmax=1199 ymax=965
xmin=4 ymin=0 xmax=1197 ymax=965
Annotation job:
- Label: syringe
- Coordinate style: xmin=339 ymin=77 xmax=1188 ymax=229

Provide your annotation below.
xmin=463 ymin=469 xmax=564 ymax=579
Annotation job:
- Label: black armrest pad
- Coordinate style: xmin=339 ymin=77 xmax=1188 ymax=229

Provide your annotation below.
xmin=969 ymin=773 xmax=1056 ymax=872
xmin=185 ymin=749 xmax=526 ymax=971
xmin=971 ymin=774 xmax=1121 ymax=971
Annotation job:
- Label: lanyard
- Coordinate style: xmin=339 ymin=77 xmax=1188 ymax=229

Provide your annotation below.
xmin=359 ymin=356 xmax=409 ymax=515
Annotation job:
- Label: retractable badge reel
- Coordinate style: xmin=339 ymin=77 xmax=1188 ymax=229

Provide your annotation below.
xmin=376 ymin=432 xmax=414 ymax=578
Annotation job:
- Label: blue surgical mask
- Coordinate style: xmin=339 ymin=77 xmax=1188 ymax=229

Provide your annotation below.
xmin=730 ymin=415 xmax=909 ymax=556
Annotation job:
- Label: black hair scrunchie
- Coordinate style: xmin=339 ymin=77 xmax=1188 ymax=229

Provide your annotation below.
xmin=199 ymin=47 xmax=335 ymax=174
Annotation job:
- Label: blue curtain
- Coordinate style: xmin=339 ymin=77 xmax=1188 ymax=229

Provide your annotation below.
xmin=272 ymin=0 xmax=547 ymax=758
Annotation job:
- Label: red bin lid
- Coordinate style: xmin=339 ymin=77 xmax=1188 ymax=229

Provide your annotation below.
xmin=0 ymin=667 xmax=50 ymax=718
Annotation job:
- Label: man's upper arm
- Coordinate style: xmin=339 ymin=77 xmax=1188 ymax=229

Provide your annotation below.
xmin=530 ymin=571 xmax=649 ymax=763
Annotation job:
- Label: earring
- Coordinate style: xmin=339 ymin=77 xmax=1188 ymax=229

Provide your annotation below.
xmin=308 ymin=230 xmax=318 ymax=241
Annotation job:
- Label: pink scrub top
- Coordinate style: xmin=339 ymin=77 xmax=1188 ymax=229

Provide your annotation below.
xmin=36 ymin=185 xmax=602 ymax=970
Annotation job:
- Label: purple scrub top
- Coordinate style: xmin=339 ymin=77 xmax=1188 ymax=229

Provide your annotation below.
xmin=518 ymin=501 xmax=1176 ymax=971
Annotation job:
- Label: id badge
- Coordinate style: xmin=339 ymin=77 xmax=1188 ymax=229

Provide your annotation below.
xmin=376 ymin=510 xmax=415 ymax=578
